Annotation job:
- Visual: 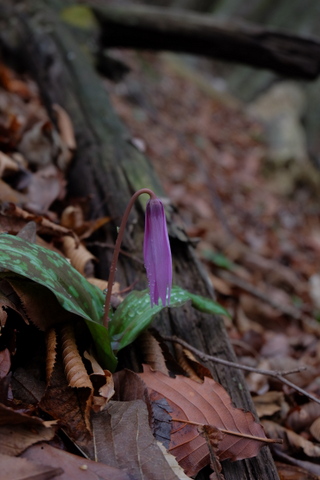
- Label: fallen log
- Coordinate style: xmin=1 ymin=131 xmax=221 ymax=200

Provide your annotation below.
xmin=0 ymin=1 xmax=280 ymax=478
xmin=93 ymin=3 xmax=320 ymax=79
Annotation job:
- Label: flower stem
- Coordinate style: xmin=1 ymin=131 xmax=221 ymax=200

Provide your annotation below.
xmin=103 ymin=188 xmax=157 ymax=328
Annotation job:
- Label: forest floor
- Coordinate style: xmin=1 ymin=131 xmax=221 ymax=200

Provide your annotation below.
xmin=105 ymin=50 xmax=320 ymax=478
xmin=1 ymin=46 xmax=320 ymax=479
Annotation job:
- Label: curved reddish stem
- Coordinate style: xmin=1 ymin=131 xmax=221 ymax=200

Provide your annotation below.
xmin=103 ymin=188 xmax=156 ymax=328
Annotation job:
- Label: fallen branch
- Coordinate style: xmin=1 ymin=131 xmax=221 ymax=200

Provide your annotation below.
xmin=163 ymin=335 xmax=320 ymax=405
xmin=93 ymin=3 xmax=320 ymax=79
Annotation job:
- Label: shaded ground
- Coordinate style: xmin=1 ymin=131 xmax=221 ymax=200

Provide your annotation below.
xmin=1 ymin=47 xmax=320 ymax=478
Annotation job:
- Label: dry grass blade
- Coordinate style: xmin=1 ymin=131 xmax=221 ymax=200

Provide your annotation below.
xmin=60 ymin=323 xmax=92 ymax=389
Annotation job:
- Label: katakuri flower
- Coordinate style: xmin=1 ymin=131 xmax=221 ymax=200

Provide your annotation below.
xmin=143 ymin=198 xmax=172 ymax=307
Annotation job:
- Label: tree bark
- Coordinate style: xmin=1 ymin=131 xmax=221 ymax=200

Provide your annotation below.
xmin=0 ymin=1 xmax=280 ymax=479
xmin=93 ymin=3 xmax=320 ymax=79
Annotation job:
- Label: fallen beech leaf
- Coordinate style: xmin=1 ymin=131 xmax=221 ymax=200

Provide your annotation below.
xmin=276 ymin=461 xmax=320 ymax=480
xmin=156 ymin=442 xmax=193 ymax=480
xmin=91 ymin=400 xmax=180 ymax=480
xmin=0 ymin=452 xmax=63 ymax=480
xmin=309 ymin=417 xmax=320 ymax=442
xmin=262 ymin=420 xmax=320 ymax=458
xmin=22 ymin=442 xmax=132 ymax=480
xmin=138 ymin=366 xmax=275 ymax=477
xmin=286 ymin=402 xmax=320 ymax=432
xmin=0 ymin=151 xmax=20 ymax=177
xmin=252 ymin=391 xmax=289 ymax=418
xmin=0 ymin=421 xmax=56 ymax=456
xmin=174 ymin=344 xmax=213 ymax=383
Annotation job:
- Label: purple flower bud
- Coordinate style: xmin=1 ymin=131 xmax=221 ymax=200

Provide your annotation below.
xmin=143 ymin=198 xmax=172 ymax=307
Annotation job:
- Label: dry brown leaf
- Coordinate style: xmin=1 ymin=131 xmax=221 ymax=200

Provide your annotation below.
xmin=21 ymin=442 xmax=132 ymax=480
xmin=0 ymin=178 xmax=26 ymax=204
xmin=60 ymin=205 xmax=111 ymax=239
xmin=137 ymin=366 xmax=277 ymax=477
xmin=309 ymin=417 xmax=320 ymax=442
xmin=40 ymin=334 xmax=92 ymax=444
xmin=136 ymin=330 xmax=169 ymax=375
xmin=0 ymin=423 xmax=56 ymax=456
xmin=91 ymin=400 xmax=180 ymax=480
xmin=60 ymin=323 xmax=92 ymax=389
xmin=286 ymin=402 xmax=320 ymax=432
xmin=263 ymin=420 xmax=320 ymax=458
xmin=84 ymin=350 xmax=115 ymax=411
xmin=6 ymin=278 xmax=74 ymax=330
xmin=0 ymin=151 xmax=20 ymax=177
xmin=252 ymin=391 xmax=289 ymax=418
xmin=60 ymin=235 xmax=96 ymax=277
xmin=174 ymin=345 xmax=213 ymax=383
xmin=0 ymin=452 xmax=63 ymax=480
xmin=52 ymin=103 xmax=76 ymax=151
xmin=156 ymin=441 xmax=193 ymax=480
xmin=276 ymin=461 xmax=320 ymax=480
xmin=25 ymin=164 xmax=66 ymax=214
xmin=0 ymin=202 xmax=75 ymax=238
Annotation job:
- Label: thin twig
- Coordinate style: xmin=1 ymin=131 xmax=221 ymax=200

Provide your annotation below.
xmin=162 ymin=335 xmax=320 ymax=406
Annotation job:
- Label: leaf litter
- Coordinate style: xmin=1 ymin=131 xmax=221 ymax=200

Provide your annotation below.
xmin=0 ymin=47 xmax=319 ymax=480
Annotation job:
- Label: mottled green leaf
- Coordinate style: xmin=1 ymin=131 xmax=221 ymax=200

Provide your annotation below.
xmin=0 ymin=234 xmax=116 ymax=370
xmin=202 ymin=250 xmax=235 ymax=270
xmin=109 ymin=285 xmax=229 ymax=351
xmin=188 ymin=292 xmax=231 ymax=317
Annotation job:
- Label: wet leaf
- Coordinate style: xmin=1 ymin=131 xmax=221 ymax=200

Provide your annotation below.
xmin=0 ymin=234 xmax=116 ymax=370
xmin=110 ymin=286 xmax=229 ymax=352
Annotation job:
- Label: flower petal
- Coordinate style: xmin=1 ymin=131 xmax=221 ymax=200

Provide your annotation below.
xmin=144 ymin=198 xmax=172 ymax=306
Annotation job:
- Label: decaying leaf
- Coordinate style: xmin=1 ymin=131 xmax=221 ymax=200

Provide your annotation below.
xmin=309 ymin=417 xmax=320 ymax=442
xmin=136 ymin=330 xmax=169 ymax=375
xmin=60 ymin=235 xmax=96 ymax=277
xmin=0 ymin=452 xmax=63 ymax=480
xmin=61 ymin=323 xmax=92 ymax=389
xmin=84 ymin=350 xmax=115 ymax=411
xmin=0 ymin=403 xmax=56 ymax=455
xmin=286 ymin=402 xmax=320 ymax=432
xmin=252 ymin=391 xmax=289 ymax=418
xmin=21 ymin=442 xmax=132 ymax=480
xmin=138 ymin=366 xmax=277 ymax=477
xmin=91 ymin=400 xmax=180 ymax=480
xmin=276 ymin=461 xmax=320 ymax=480
xmin=263 ymin=420 xmax=320 ymax=458
xmin=40 ymin=333 xmax=92 ymax=445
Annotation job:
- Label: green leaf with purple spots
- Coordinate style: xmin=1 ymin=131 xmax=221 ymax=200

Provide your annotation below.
xmin=110 ymin=285 xmax=230 ymax=351
xmin=0 ymin=234 xmax=116 ymax=370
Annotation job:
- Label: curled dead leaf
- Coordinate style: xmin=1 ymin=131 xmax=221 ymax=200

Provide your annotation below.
xmin=60 ymin=235 xmax=96 ymax=277
xmin=61 ymin=323 xmax=92 ymax=389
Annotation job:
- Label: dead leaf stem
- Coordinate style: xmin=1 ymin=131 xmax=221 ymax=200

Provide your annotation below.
xmin=163 ymin=336 xmax=320 ymax=405
xmin=171 ymin=418 xmax=281 ymax=444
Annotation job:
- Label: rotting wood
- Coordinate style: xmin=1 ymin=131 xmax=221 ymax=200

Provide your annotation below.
xmin=0 ymin=1 xmax=280 ymax=478
xmin=93 ymin=3 xmax=320 ymax=80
